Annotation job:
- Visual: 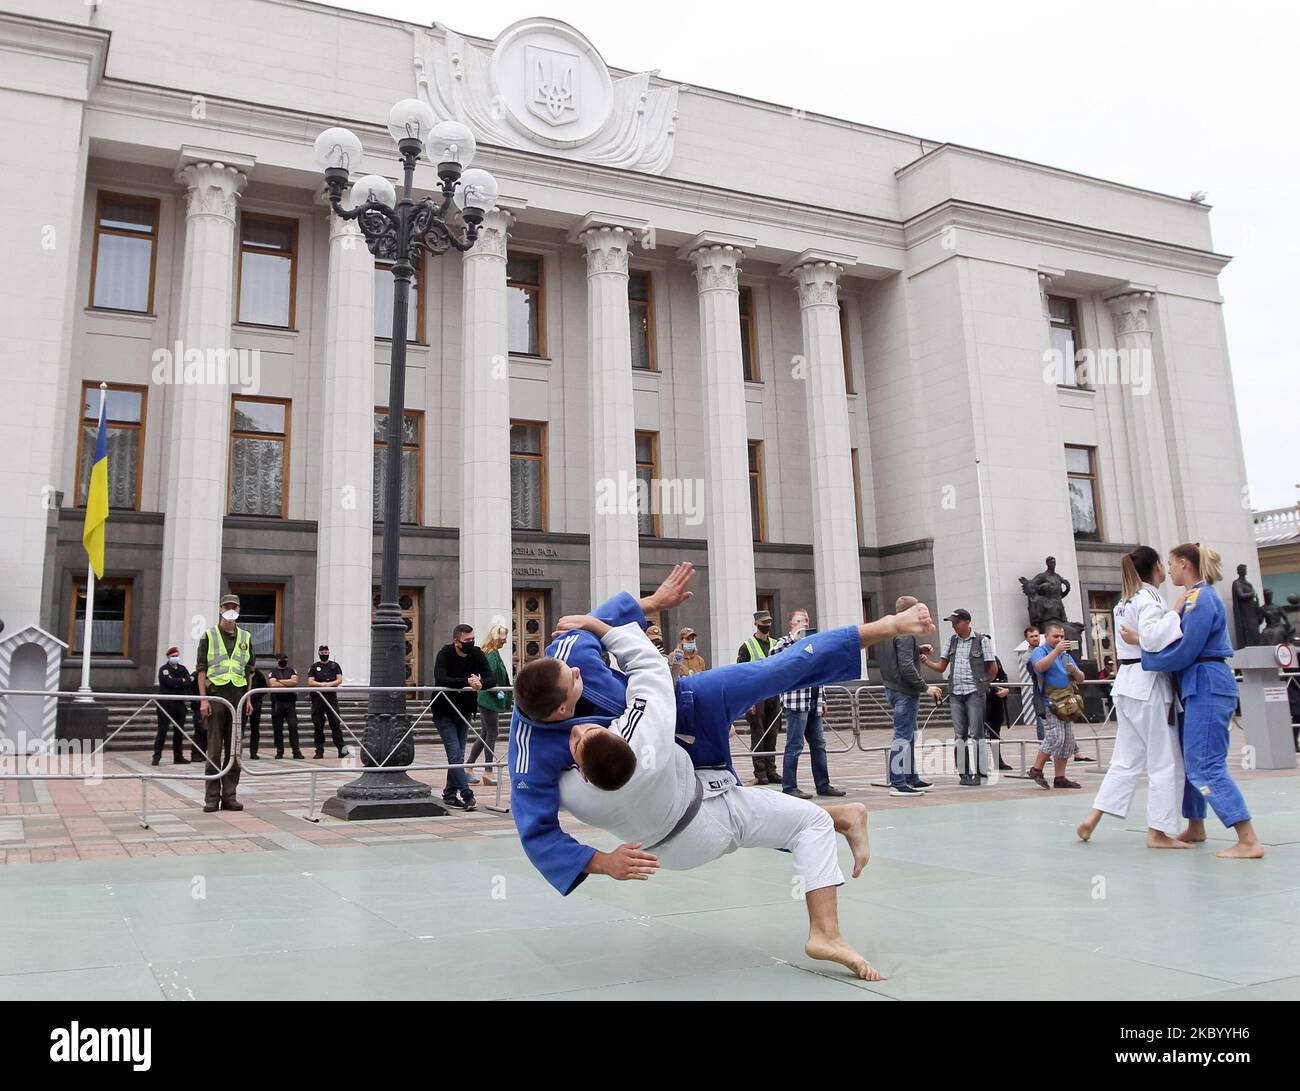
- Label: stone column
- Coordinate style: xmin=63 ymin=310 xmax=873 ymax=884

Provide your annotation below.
xmin=1107 ymin=290 xmax=1182 ymax=549
xmin=781 ymin=253 xmax=862 ymax=630
xmin=157 ymin=161 xmax=247 ymax=667
xmin=315 ymin=191 xmax=375 ymax=683
xmin=460 ymin=208 xmax=515 ymax=660
xmin=683 ymin=235 xmax=759 ymax=667
xmin=575 ymin=218 xmax=641 ymax=604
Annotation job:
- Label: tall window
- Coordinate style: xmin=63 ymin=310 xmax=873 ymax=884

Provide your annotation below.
xmin=840 ymin=307 xmax=856 ymax=394
xmin=374 ymin=410 xmax=422 ymax=525
xmin=739 ymin=286 xmax=759 ymax=382
xmin=76 ymin=382 xmax=146 ymax=511
xmin=748 ymin=440 xmax=766 ymax=543
xmin=1048 ymin=296 xmax=1085 ymax=388
xmin=69 ymin=577 xmax=132 ymax=657
xmin=629 ymin=270 xmax=655 ymax=371
xmin=228 ymin=582 xmax=281 ymax=654
xmin=89 ymin=193 xmax=159 ymax=313
xmin=229 ymin=397 xmax=290 ymax=517
xmin=1066 ymin=445 xmax=1102 ymax=541
xmin=237 ymin=214 xmax=297 ymax=327
xmin=635 ymin=431 xmax=660 ymax=537
xmin=510 ymin=420 xmax=547 ymax=530
xmin=851 ymin=447 xmax=864 ymax=546
xmin=506 ymin=252 xmax=545 ymax=356
xmin=374 ymin=262 xmax=422 ymax=343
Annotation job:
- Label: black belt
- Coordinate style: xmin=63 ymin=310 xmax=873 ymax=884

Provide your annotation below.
xmin=1117 ymin=657 xmax=1141 ymax=665
xmin=645 ymin=776 xmax=705 ymax=852
xmin=1195 ymin=657 xmax=1230 ymax=664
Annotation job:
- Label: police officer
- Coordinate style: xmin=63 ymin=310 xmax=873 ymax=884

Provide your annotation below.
xmin=308 ymin=643 xmax=349 ymax=759
xmin=153 ymin=646 xmax=193 ymax=766
xmin=268 ymin=651 xmax=305 ymax=760
xmin=243 ymin=662 xmax=269 ymax=760
xmin=737 ymin=609 xmax=783 ymax=785
xmin=196 ymin=592 xmax=252 ymax=812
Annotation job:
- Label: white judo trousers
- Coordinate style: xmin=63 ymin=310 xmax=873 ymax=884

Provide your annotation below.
xmin=1093 ymin=693 xmax=1183 ymax=835
xmin=654 ymin=773 xmax=845 ymax=893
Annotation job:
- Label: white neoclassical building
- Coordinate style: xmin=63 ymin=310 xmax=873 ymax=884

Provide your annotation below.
xmin=1 ymin=0 xmax=1259 ymax=693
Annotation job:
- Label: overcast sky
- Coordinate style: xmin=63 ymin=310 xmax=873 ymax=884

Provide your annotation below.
xmin=323 ymin=0 xmax=1295 ymax=511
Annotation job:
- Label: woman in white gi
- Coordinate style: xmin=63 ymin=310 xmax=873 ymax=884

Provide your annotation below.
xmin=1076 ymin=545 xmax=1188 ymax=848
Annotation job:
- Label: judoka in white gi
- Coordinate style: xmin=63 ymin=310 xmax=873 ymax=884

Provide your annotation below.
xmin=546 ymin=605 xmax=935 ymax=981
xmin=1077 ymin=545 xmax=1188 ymax=848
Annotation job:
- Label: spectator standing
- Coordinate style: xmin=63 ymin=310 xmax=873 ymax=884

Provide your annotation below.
xmin=308 ymin=644 xmax=350 ymax=759
xmin=877 ymin=596 xmax=941 ymax=795
xmin=775 ymin=609 xmax=845 ymax=799
xmin=984 ymin=657 xmax=1014 ymax=771
xmin=468 ymin=623 xmax=512 ymax=786
xmin=433 ymin=624 xmax=490 ymax=811
xmin=921 ymin=609 xmax=997 ymax=786
xmin=669 ymin=626 xmax=708 ymax=681
xmin=1027 ymin=622 xmax=1085 ymax=790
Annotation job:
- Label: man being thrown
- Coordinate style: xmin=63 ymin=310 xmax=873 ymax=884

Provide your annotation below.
xmin=508 ymin=563 xmax=936 ymax=980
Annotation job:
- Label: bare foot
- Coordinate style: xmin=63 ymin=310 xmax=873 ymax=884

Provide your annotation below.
xmin=1147 ymin=829 xmax=1194 ymax=850
xmin=805 ymin=935 xmax=885 ymax=981
xmin=1176 ymin=826 xmax=1206 ymax=843
xmin=1216 ymin=841 xmax=1264 ymax=859
xmin=841 ymin=802 xmax=870 ymax=878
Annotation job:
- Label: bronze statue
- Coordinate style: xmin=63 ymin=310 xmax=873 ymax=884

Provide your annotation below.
xmin=1019 ymin=556 xmax=1071 ymax=630
xmin=1231 ymin=563 xmax=1262 ymax=648
xmin=1259 ymin=589 xmax=1296 ymax=646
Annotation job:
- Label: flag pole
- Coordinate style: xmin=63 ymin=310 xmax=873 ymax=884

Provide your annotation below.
xmin=76 ymin=382 xmax=108 ymax=701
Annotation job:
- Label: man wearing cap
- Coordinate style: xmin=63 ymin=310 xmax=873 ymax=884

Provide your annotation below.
xmin=307 ymin=644 xmax=350 ymax=759
xmin=195 ymin=593 xmax=252 ymax=811
xmin=646 ymin=623 xmax=668 ymax=657
xmin=153 ymin=646 xmax=193 ymax=766
xmin=921 ymin=609 xmax=997 ymax=786
xmin=737 ymin=610 xmax=783 ymax=785
xmin=670 ymin=626 xmax=707 ymax=680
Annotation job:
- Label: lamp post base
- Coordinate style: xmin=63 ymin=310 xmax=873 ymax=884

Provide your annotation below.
xmin=320 ymin=791 xmax=448 ymax=821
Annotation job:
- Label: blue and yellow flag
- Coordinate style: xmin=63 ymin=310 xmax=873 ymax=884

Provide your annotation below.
xmin=82 ymin=400 xmax=109 ymax=579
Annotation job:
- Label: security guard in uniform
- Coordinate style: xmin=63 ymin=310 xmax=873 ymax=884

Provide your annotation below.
xmin=153 ymin=646 xmax=193 ymax=766
xmin=737 ymin=609 xmax=783 ymax=784
xmin=196 ymin=592 xmax=252 ymax=812
xmin=307 ymin=644 xmax=349 ymax=759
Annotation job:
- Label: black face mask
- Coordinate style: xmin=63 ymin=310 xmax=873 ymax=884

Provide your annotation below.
xmin=319 ymin=654 xmax=329 ymax=662
xmin=757 ymin=623 xmax=771 ymax=633
xmin=457 ymin=640 xmax=474 ymax=651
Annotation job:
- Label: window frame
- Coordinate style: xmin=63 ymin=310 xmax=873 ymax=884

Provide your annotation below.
xmin=227 ymin=580 xmax=284 ymax=657
xmin=505 ymin=249 xmax=547 ymax=358
xmin=748 ymin=439 xmax=766 ymax=543
xmin=373 ymin=407 xmax=425 ymax=526
xmin=628 ymin=268 xmax=657 ymax=372
xmin=509 ymin=418 xmax=549 ymax=532
xmin=1065 ymin=444 xmax=1104 ymax=542
xmin=87 ymin=191 xmax=161 ymax=315
xmin=74 ymin=381 xmax=147 ymax=512
xmin=227 ymin=394 xmax=292 ymax=518
xmin=235 ymin=211 xmax=299 ymax=329
xmin=1048 ymin=294 xmax=1087 ymax=390
xmin=739 ymin=285 xmax=759 ymax=382
xmin=635 ymin=429 xmax=661 ymax=538
xmin=373 ymin=260 xmax=426 ymax=345
xmin=68 ymin=575 xmax=133 ymax=659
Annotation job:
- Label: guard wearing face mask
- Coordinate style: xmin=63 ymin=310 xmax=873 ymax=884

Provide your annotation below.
xmin=268 ymin=651 xmax=304 ymax=760
xmin=308 ymin=644 xmax=349 ymax=759
xmin=738 ymin=609 xmax=783 ymax=784
xmin=153 ymin=646 xmax=193 ymax=766
xmin=195 ymin=592 xmax=252 ymax=812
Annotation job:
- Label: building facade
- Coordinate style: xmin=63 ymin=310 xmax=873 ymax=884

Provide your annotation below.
xmin=2 ymin=0 xmax=1259 ymax=693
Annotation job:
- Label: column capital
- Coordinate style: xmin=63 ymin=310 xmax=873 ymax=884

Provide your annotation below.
xmin=575 ymin=223 xmax=636 ymax=276
xmin=1105 ymin=289 xmax=1156 ymax=335
xmin=466 ymin=206 xmax=515 ymax=261
xmin=778 ymin=248 xmax=856 ymax=308
xmin=178 ymin=161 xmax=247 ymax=223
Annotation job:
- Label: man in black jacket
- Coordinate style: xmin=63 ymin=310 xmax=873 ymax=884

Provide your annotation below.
xmin=154 ymin=646 xmax=193 ymax=766
xmin=433 ymin=624 xmax=491 ymax=811
xmin=877 ymin=595 xmax=941 ymax=796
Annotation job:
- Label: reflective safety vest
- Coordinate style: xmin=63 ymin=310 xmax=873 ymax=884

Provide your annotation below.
xmin=744 ymin=635 xmax=770 ymax=662
xmin=205 ymin=625 xmax=252 ymax=687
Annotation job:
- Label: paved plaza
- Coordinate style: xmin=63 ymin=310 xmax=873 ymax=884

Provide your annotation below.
xmin=0 ymin=726 xmax=1296 ymax=1001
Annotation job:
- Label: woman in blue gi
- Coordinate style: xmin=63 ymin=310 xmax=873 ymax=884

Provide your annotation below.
xmin=1123 ymin=542 xmax=1264 ymax=859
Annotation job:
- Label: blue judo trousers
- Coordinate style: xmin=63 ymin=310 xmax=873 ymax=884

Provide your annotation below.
xmin=508 ymin=592 xmax=863 ymax=894
xmin=1141 ymin=580 xmax=1250 ymax=829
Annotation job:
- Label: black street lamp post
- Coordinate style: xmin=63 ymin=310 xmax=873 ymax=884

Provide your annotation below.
xmin=313 ymin=103 xmax=499 ymax=819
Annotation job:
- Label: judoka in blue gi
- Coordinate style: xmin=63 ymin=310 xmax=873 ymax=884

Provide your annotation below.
xmin=1122 ymin=542 xmax=1264 ymax=859
xmin=508 ymin=562 xmax=938 ymax=979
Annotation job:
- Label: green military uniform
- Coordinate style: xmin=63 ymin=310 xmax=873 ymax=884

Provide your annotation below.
xmin=197 ymin=617 xmax=253 ymax=809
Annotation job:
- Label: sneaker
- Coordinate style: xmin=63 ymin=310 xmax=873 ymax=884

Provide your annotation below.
xmin=1028 ymin=768 xmax=1051 ymax=790
xmin=817 ymin=786 xmax=846 ymax=797
xmin=959 ymin=774 xmax=980 ymax=787
xmin=1053 ymin=777 xmax=1082 ymax=789
xmin=338 ymin=748 xmax=350 ymax=759
xmin=785 ymin=788 xmax=813 ymax=800
xmin=443 ymin=797 xmax=471 ymax=810
xmin=461 ymin=796 xmax=477 ymax=812
xmin=909 ymin=780 xmax=933 ymax=791
xmin=890 ymin=784 xmax=923 ymax=796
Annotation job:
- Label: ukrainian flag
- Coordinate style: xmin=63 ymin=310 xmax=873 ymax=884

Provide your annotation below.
xmin=82 ymin=404 xmax=109 ymax=579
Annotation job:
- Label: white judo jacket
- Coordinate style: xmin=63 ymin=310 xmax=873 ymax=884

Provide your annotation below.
xmin=1112 ymin=582 xmax=1181 ymax=703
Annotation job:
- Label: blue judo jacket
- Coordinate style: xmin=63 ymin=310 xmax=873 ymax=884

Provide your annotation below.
xmin=1140 ymin=581 xmax=1237 ymax=700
